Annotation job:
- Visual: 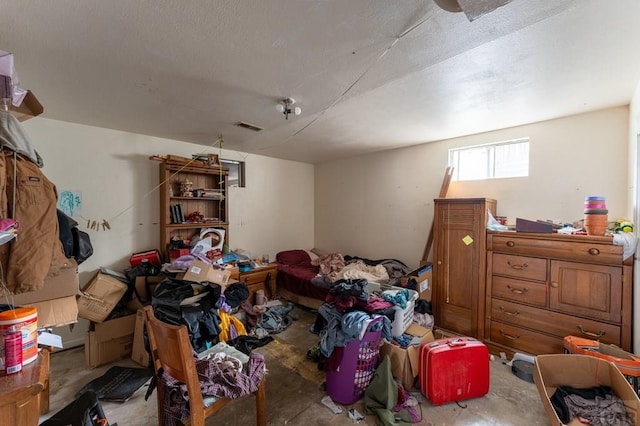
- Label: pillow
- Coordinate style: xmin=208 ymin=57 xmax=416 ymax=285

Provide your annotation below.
xmin=276 ymin=249 xmax=312 ymax=266
xmin=305 ymin=249 xmax=319 ymax=261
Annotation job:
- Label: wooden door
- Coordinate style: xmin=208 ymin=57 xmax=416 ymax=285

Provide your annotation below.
xmin=549 ymin=260 xmax=622 ymax=324
xmin=433 ymin=198 xmax=495 ymax=337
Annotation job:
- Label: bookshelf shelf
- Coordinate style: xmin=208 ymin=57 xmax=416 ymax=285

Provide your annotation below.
xmin=166 ymin=222 xmax=228 ymax=229
xmin=158 ymin=161 xmax=229 ymax=261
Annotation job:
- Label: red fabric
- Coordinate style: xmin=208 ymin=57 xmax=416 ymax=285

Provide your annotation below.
xmin=275 ymin=249 xmax=312 ymax=266
xmin=276 ymin=265 xmax=327 ymax=301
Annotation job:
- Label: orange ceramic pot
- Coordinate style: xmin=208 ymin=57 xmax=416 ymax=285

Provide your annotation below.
xmin=584 ymin=214 xmax=608 ymax=223
xmin=585 ymin=224 xmax=607 ymax=236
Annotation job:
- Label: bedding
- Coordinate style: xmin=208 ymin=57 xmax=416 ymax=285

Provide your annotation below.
xmin=275 ymin=249 xmax=410 ymax=310
xmin=276 ymin=250 xmax=327 ymax=309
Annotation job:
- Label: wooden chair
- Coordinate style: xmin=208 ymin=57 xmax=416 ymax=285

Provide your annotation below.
xmin=143 ymin=306 xmax=266 ymax=426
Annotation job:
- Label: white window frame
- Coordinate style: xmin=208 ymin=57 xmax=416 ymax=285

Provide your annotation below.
xmin=221 ymin=159 xmax=246 ymax=188
xmin=449 ymin=138 xmax=529 ymax=181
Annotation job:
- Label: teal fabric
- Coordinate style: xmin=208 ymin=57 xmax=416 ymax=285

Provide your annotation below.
xmin=364 ymin=355 xmax=413 ymax=426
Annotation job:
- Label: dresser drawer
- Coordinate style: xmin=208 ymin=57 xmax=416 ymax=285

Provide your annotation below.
xmin=490 ymin=235 xmax=622 ymax=265
xmin=490 ymin=299 xmax=621 ymax=346
xmin=492 ymin=253 xmax=547 ymax=281
xmin=239 ymin=265 xmax=277 ymax=286
xmin=491 ymin=276 xmax=546 ymax=307
xmin=489 ymin=321 xmax=564 ymax=354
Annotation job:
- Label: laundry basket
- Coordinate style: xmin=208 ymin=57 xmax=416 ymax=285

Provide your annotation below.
xmin=325 ymin=317 xmax=383 ymax=405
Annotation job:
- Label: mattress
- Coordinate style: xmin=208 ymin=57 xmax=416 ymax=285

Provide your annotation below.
xmin=276 ymin=264 xmax=328 ymax=301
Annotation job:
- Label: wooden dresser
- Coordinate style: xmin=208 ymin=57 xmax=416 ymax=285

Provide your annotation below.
xmin=238 ymin=263 xmax=278 ymax=305
xmin=485 ymin=231 xmax=633 ymax=357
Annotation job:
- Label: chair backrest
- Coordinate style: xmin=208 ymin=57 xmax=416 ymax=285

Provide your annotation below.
xmin=143 ymin=305 xmax=206 ymax=424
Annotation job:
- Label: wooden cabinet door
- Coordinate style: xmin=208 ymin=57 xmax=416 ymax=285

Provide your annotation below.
xmin=239 ymin=265 xmax=277 ymax=304
xmin=549 ymin=260 xmax=622 ymax=325
xmin=433 ymin=198 xmax=494 ymax=337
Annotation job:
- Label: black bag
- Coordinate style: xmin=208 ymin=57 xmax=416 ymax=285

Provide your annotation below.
xmin=124 ymin=260 xmax=162 ymax=302
xmin=74 ymin=229 xmax=93 ymax=264
xmin=151 ymin=278 xmax=222 ymax=352
xmin=57 ymin=209 xmax=93 ymax=265
xmin=40 ymin=390 xmax=115 ymax=426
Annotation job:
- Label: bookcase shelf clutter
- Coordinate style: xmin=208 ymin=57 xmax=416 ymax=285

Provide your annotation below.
xmin=157 ymin=160 xmax=229 ymax=262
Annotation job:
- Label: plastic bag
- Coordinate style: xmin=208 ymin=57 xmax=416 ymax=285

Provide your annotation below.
xmin=151 ymin=278 xmax=223 ymax=352
xmin=486 ymin=209 xmax=508 ymax=231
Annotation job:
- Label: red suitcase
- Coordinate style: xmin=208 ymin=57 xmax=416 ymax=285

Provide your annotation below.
xmin=419 ymin=337 xmax=490 ymax=405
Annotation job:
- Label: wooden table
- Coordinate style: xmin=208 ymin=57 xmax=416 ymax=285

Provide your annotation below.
xmin=0 ymin=349 xmax=50 ymax=425
xmin=238 ymin=263 xmax=278 ymax=303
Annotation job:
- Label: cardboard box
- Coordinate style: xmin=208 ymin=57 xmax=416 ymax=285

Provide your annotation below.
xmin=131 ymin=308 xmax=150 ymax=368
xmin=379 ymin=324 xmax=434 ymax=390
xmin=405 ymin=263 xmax=432 ymax=301
xmin=85 ymin=313 xmax=136 ymax=368
xmin=10 ymin=90 xmax=44 ymax=122
xmin=30 ymin=295 xmax=78 ymax=328
xmin=534 ymin=354 xmax=640 ymax=425
xmin=8 ymin=262 xmax=80 ymax=328
xmin=77 ymin=272 xmax=128 ymax=323
xmin=10 ymin=261 xmax=79 ymax=306
xmin=183 ymin=260 xmax=232 ymax=290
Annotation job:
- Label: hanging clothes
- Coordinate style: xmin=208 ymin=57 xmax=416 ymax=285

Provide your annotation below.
xmin=0 ymin=111 xmax=68 ymax=293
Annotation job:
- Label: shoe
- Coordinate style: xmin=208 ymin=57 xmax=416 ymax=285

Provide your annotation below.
xmin=306 ymin=345 xmax=322 ymax=362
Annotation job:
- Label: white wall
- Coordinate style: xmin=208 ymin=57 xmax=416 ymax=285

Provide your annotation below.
xmin=21 ymin=118 xmax=315 ymax=284
xmin=19 ymin=118 xmax=314 ymax=346
xmin=315 ymin=107 xmax=630 ymax=270
xmin=630 ymin=83 xmax=640 ymax=354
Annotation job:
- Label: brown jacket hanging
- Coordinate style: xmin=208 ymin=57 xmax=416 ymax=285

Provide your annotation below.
xmin=0 ymin=150 xmax=68 ymax=293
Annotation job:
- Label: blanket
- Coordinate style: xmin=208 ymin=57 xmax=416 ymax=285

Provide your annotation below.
xmin=336 ymin=260 xmax=389 ymax=283
xmin=311 ymin=253 xmax=392 ymax=285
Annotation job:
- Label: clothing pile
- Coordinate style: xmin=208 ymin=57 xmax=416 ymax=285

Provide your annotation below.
xmin=316 ymin=278 xmax=394 ymax=358
xmin=310 ymin=253 xmax=410 ymax=289
xmin=550 ymin=385 xmax=632 ymax=425
xmin=146 ymin=350 xmax=266 ymax=426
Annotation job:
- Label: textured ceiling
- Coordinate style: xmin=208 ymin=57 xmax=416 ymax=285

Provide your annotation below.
xmin=1 ymin=0 xmax=640 ymax=164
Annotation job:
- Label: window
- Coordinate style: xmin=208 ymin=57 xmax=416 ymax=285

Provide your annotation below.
xmin=449 ymin=138 xmax=529 ymax=181
xmin=221 ymin=159 xmax=246 ymax=187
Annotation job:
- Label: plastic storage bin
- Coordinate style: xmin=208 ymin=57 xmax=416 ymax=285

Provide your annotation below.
xmin=325 ymin=317 xmax=383 ymax=405
xmin=366 ymin=283 xmax=418 ymax=337
xmin=383 ymin=289 xmax=418 ymax=338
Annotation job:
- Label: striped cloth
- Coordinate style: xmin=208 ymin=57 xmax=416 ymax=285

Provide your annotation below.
xmin=148 ymin=351 xmax=266 ymax=426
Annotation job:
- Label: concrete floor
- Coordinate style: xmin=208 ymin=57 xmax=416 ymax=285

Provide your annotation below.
xmin=41 ymin=305 xmax=550 ymax=425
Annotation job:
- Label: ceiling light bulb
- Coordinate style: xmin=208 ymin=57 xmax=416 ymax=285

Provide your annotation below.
xmin=294 ymin=107 xmax=302 ymax=115
xmin=275 ymin=103 xmax=285 ymax=113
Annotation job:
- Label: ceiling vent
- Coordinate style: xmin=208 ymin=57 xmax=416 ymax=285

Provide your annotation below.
xmin=235 ymin=121 xmax=264 ymax=132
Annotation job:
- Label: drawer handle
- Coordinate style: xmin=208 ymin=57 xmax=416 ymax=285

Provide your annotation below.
xmin=550 ymin=281 xmax=559 ymax=288
xmin=577 ymin=325 xmax=605 ymax=339
xmin=588 ymin=248 xmax=600 ymax=256
xmin=507 ymin=284 xmax=528 ymax=295
xmin=499 ymin=330 xmax=520 ymax=340
xmin=506 ymin=241 xmax=515 ymax=247
xmin=499 ymin=306 xmax=520 ymax=316
xmin=507 ymin=261 xmax=528 ymax=270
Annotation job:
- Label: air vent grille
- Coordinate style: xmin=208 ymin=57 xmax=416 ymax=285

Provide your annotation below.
xmin=235 ymin=121 xmax=264 ymax=132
